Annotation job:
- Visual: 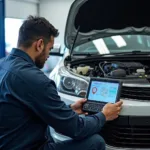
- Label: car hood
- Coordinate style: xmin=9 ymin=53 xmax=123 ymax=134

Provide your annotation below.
xmin=65 ymin=0 xmax=150 ymax=50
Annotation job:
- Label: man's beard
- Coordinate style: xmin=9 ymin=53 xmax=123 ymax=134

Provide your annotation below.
xmin=35 ymin=51 xmax=46 ymax=69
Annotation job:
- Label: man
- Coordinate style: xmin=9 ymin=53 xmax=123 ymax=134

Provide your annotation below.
xmin=0 ymin=16 xmax=123 ymax=150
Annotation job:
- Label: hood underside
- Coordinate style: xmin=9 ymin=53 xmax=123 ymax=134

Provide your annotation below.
xmin=65 ymin=0 xmax=150 ymax=50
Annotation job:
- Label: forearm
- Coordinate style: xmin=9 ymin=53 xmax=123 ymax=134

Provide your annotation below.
xmin=70 ymin=112 xmax=106 ymax=140
xmin=27 ymin=80 xmax=106 ymax=140
xmin=55 ymin=111 xmax=106 ymax=140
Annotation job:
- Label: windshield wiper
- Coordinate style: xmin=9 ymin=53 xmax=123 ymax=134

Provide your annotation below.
xmin=73 ymin=52 xmax=96 ymax=56
xmin=73 ymin=50 xmax=150 ymax=57
xmin=107 ymin=50 xmax=150 ymax=56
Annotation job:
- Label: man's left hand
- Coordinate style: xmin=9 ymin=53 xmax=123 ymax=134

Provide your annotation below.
xmin=70 ymin=98 xmax=88 ymax=115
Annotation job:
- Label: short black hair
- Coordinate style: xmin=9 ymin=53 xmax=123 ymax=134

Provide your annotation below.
xmin=17 ymin=15 xmax=59 ymax=48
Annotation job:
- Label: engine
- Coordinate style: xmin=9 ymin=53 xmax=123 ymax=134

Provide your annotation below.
xmin=70 ymin=61 xmax=150 ymax=80
xmin=99 ymin=61 xmax=146 ymax=78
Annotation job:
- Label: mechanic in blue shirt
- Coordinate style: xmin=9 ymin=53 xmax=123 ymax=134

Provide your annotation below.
xmin=0 ymin=16 xmax=123 ymax=150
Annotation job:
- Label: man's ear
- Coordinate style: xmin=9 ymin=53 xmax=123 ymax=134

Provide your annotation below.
xmin=36 ymin=39 xmax=44 ymax=53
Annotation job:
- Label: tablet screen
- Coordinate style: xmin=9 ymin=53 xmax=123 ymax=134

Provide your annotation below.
xmin=88 ymin=80 xmax=120 ymax=103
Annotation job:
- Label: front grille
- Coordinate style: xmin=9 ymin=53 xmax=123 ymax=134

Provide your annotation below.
xmin=101 ymin=116 xmax=150 ymax=148
xmin=121 ymin=86 xmax=150 ymax=100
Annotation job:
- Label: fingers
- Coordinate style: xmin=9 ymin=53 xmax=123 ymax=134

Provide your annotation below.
xmin=116 ymin=106 xmax=122 ymax=115
xmin=83 ymin=98 xmax=87 ymax=102
xmin=115 ymin=100 xmax=123 ymax=107
xmin=85 ymin=112 xmax=88 ymax=115
xmin=117 ymin=107 xmax=122 ymax=111
xmin=102 ymin=101 xmax=123 ymax=121
xmin=82 ymin=111 xmax=88 ymax=115
xmin=115 ymin=115 xmax=119 ymax=119
xmin=109 ymin=115 xmax=119 ymax=121
xmin=117 ymin=110 xmax=121 ymax=114
xmin=79 ymin=98 xmax=87 ymax=103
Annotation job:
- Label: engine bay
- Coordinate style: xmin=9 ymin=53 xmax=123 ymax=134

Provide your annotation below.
xmin=67 ymin=59 xmax=150 ymax=84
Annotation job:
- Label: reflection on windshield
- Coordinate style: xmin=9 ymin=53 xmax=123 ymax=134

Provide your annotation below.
xmin=74 ymin=35 xmax=150 ymax=54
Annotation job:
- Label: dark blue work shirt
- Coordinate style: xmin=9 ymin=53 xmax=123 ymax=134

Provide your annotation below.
xmin=0 ymin=48 xmax=106 ymax=150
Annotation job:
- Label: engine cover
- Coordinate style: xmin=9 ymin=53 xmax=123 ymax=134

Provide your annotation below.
xmin=111 ymin=62 xmax=144 ymax=69
xmin=101 ymin=61 xmax=145 ymax=78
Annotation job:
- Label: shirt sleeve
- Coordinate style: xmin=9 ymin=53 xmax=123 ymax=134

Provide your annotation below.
xmin=9 ymin=70 xmax=106 ymax=140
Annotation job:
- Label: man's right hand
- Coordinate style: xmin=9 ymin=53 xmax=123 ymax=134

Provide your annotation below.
xmin=102 ymin=100 xmax=123 ymax=121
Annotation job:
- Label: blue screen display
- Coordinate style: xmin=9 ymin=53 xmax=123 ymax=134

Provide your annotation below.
xmin=88 ymin=81 xmax=119 ymax=103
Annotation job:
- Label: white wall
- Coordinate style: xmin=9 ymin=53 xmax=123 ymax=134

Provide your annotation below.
xmin=5 ymin=0 xmax=38 ymax=19
xmin=39 ymin=0 xmax=74 ymax=47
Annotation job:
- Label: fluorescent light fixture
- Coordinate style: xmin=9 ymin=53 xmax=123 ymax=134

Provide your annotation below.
xmin=111 ymin=35 xmax=127 ymax=48
xmin=93 ymin=39 xmax=110 ymax=54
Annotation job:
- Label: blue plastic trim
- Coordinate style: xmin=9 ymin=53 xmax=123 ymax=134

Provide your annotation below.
xmin=0 ymin=0 xmax=5 ymax=58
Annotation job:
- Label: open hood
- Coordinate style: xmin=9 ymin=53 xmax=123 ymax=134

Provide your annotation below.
xmin=65 ymin=0 xmax=150 ymax=51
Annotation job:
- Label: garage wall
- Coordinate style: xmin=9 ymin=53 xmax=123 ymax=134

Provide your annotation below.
xmin=39 ymin=0 xmax=74 ymax=73
xmin=39 ymin=0 xmax=74 ymax=47
xmin=6 ymin=0 xmax=38 ymax=19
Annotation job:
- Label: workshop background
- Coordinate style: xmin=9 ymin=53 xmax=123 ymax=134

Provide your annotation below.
xmin=1 ymin=0 xmax=74 ymax=74
xmin=1 ymin=1 xmax=150 ymax=149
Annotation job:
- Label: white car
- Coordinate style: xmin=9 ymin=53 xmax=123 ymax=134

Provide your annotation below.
xmin=49 ymin=0 xmax=150 ymax=149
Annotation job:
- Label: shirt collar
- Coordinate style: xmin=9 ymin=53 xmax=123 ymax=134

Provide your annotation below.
xmin=10 ymin=48 xmax=35 ymax=65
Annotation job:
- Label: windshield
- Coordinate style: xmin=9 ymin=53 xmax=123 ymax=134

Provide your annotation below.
xmin=73 ymin=35 xmax=150 ymax=54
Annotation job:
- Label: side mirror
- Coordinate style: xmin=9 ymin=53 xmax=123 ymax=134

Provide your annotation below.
xmin=49 ymin=44 xmax=64 ymax=56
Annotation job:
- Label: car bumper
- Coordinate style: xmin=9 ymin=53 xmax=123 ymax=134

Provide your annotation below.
xmin=50 ymin=92 xmax=150 ymax=150
xmin=50 ymin=127 xmax=148 ymax=150
xmin=58 ymin=92 xmax=150 ymax=116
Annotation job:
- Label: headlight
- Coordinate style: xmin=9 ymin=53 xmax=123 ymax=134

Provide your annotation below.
xmin=55 ymin=67 xmax=89 ymax=97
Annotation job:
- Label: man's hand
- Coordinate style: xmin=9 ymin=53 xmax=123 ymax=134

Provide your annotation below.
xmin=70 ymin=99 xmax=88 ymax=115
xmin=102 ymin=100 xmax=123 ymax=121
